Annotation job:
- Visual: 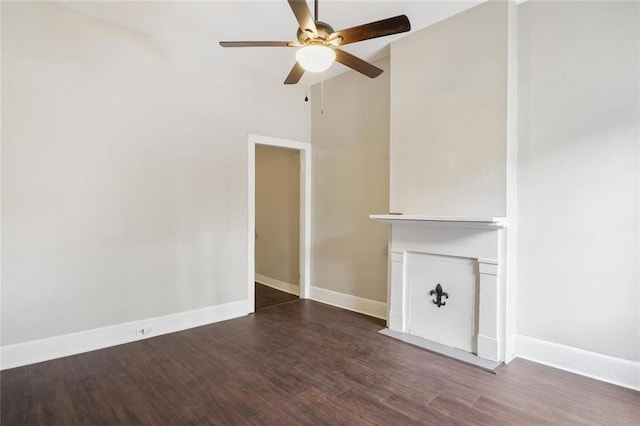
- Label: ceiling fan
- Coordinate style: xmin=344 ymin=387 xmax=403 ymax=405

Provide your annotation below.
xmin=219 ymin=0 xmax=411 ymax=84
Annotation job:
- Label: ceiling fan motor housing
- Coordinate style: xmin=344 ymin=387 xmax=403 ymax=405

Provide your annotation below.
xmin=297 ymin=21 xmax=337 ymax=45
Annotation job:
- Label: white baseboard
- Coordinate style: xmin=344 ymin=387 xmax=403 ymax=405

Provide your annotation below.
xmin=515 ymin=334 xmax=640 ymax=391
xmin=388 ymin=310 xmax=403 ymax=332
xmin=505 ymin=335 xmax=518 ymax=363
xmin=309 ymin=286 xmax=387 ymax=320
xmin=477 ymin=334 xmax=499 ymax=362
xmin=1 ymin=300 xmax=247 ymax=371
xmin=255 ymin=274 xmax=299 ymax=296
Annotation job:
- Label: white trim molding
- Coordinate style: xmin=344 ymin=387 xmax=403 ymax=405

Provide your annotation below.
xmin=1 ymin=300 xmax=247 ymax=371
xmin=477 ymin=258 xmax=500 ymax=361
xmin=248 ymin=134 xmax=312 ymax=315
xmin=309 ymin=286 xmax=387 ymax=320
xmin=504 ymin=0 xmax=520 ymax=366
xmin=387 ymin=250 xmax=407 ymax=332
xmin=370 ymin=214 xmax=507 ymax=229
xmin=515 ymin=335 xmax=640 ymax=391
xmin=255 ymin=274 xmax=300 ymax=296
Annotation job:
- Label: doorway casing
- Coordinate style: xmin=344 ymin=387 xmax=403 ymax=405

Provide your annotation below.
xmin=247 ymin=134 xmax=312 ymax=314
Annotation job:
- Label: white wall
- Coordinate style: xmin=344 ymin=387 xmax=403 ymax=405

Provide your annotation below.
xmin=311 ymin=57 xmax=390 ymax=304
xmin=1 ymin=2 xmax=309 ymax=346
xmin=390 ymin=0 xmax=507 ymax=217
xmin=255 ymin=145 xmax=300 ymax=286
xmin=517 ymin=0 xmax=639 ymax=362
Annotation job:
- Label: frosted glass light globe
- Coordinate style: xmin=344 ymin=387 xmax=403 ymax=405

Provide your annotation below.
xmin=296 ymin=45 xmax=336 ymax=73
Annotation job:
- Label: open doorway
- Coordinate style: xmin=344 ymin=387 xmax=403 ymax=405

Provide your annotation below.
xmin=255 ymin=144 xmax=300 ymax=310
xmin=247 ymin=134 xmax=311 ymax=314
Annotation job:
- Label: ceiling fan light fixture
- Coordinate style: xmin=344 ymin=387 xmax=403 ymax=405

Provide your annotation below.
xmin=296 ymin=45 xmax=335 ymax=73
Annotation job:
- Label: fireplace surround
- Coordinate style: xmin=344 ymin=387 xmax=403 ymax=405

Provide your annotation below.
xmin=371 ymin=215 xmax=508 ymax=363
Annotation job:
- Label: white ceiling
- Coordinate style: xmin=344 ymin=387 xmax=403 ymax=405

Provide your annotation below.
xmin=59 ymin=0 xmax=484 ymax=86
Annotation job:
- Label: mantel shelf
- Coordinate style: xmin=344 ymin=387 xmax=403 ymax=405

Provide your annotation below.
xmin=369 ymin=214 xmax=507 ymax=228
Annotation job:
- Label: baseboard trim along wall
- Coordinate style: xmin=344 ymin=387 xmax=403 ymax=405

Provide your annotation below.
xmin=309 ymin=286 xmax=387 ymax=320
xmin=255 ymin=274 xmax=300 ymax=296
xmin=1 ymin=300 xmax=247 ymax=371
xmin=515 ymin=334 xmax=640 ymax=391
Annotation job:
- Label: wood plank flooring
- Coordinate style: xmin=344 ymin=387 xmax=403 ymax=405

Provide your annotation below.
xmin=254 ymin=283 xmax=298 ymax=311
xmin=2 ymin=299 xmax=639 ymax=425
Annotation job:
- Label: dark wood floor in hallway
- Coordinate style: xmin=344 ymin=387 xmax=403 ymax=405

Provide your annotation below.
xmin=254 ymin=282 xmax=298 ymax=311
xmin=2 ymin=300 xmax=639 ymax=425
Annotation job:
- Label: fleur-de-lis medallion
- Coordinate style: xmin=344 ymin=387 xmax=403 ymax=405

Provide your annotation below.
xmin=429 ymin=283 xmax=449 ymax=308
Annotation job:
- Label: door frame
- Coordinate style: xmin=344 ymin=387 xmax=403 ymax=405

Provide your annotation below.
xmin=247 ymin=134 xmax=312 ymax=314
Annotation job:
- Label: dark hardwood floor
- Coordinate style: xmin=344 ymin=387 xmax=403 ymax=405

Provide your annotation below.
xmin=1 ymin=300 xmax=638 ymax=425
xmin=255 ymin=283 xmax=298 ymax=311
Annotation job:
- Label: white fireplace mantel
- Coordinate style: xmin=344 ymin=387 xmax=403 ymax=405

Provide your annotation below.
xmin=371 ymin=213 xmax=508 ymax=363
xmin=369 ymin=214 xmax=507 ymax=229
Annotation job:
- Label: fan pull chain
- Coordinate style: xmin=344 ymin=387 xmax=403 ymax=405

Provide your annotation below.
xmin=321 ymin=72 xmax=325 ymax=114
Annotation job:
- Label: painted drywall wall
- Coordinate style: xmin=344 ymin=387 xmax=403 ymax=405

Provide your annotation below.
xmin=390 ymin=0 xmax=507 ymax=217
xmin=1 ymin=2 xmax=309 ymax=346
xmin=255 ymin=145 xmax=300 ymax=286
xmin=311 ymin=57 xmax=390 ymax=303
xmin=517 ymin=0 xmax=639 ymax=361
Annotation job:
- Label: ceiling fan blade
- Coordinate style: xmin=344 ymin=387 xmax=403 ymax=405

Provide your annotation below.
xmin=333 ymin=48 xmax=383 ymax=78
xmin=219 ymin=41 xmax=296 ymax=48
xmin=330 ymin=15 xmax=411 ymax=46
xmin=284 ymin=62 xmax=305 ymax=85
xmin=288 ymin=0 xmax=318 ymax=37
